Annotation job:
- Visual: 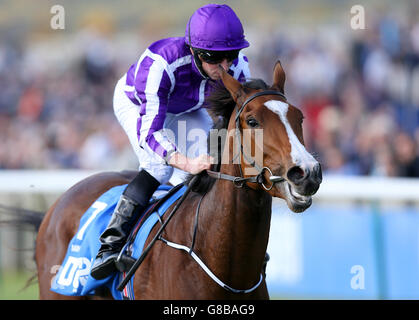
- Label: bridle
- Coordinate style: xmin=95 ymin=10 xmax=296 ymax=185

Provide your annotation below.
xmin=207 ymin=90 xmax=288 ymax=190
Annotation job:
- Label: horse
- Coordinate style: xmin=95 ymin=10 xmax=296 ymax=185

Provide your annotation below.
xmin=35 ymin=61 xmax=322 ymax=299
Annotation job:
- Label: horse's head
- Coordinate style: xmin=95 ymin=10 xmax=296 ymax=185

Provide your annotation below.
xmin=219 ymin=61 xmax=322 ymax=213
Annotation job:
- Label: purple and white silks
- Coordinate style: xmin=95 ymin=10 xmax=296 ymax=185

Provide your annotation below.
xmin=121 ymin=37 xmax=251 ymax=162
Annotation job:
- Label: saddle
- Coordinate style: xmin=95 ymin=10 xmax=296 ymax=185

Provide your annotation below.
xmin=114 ymin=183 xmax=184 ymax=273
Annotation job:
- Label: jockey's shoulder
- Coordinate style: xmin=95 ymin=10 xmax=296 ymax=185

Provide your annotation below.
xmin=232 ymin=51 xmax=249 ymax=67
xmin=147 ymin=37 xmax=191 ymax=66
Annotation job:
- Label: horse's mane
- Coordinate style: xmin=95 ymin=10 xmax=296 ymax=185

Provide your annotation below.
xmin=184 ymin=78 xmax=269 ymax=194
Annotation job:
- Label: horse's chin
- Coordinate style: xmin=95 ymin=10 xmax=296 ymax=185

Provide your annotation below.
xmin=272 ymin=181 xmax=312 ymax=213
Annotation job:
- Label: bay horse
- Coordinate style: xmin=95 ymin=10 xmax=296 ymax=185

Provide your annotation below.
xmin=35 ymin=61 xmax=322 ymax=299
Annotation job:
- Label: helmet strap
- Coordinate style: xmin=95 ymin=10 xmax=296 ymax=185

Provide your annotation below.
xmin=192 ymin=48 xmax=210 ymax=79
xmin=188 ymin=17 xmax=209 ymax=79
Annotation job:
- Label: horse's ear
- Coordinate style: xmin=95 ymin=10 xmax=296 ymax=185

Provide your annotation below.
xmin=219 ymin=66 xmax=245 ymax=104
xmin=271 ymin=60 xmax=286 ymax=94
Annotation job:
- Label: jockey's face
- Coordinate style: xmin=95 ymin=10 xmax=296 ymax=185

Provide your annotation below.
xmin=201 ymin=58 xmax=232 ymax=80
xmin=190 ymin=48 xmax=233 ymax=80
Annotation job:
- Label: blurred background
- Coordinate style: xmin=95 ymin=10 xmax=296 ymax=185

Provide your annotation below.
xmin=0 ymin=0 xmax=418 ymax=299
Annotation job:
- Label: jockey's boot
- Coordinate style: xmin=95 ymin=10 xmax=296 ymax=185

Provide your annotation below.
xmin=90 ymin=169 xmax=160 ymax=280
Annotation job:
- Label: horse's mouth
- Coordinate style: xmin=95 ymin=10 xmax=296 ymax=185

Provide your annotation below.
xmin=275 ymin=181 xmax=312 ymax=213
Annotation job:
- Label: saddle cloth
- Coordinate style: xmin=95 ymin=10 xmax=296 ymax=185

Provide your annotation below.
xmin=50 ymin=183 xmax=187 ymax=300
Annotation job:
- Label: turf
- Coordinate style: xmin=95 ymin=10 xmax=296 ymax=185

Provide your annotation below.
xmin=0 ymin=271 xmax=39 ymax=300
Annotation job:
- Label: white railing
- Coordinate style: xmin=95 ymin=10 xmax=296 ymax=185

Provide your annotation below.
xmin=0 ymin=170 xmax=102 ymax=193
xmin=0 ymin=170 xmax=418 ymax=203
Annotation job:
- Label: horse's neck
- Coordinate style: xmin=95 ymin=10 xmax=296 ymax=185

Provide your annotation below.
xmin=198 ymin=163 xmax=272 ymax=288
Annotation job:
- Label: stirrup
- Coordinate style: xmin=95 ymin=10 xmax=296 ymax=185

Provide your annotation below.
xmin=262 ymin=252 xmax=270 ymax=274
xmin=115 ymin=242 xmax=136 ymax=272
xmin=115 ymin=255 xmax=136 ymax=273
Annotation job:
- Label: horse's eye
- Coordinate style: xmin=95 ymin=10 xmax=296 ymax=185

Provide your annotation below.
xmin=246 ymin=118 xmax=259 ymax=128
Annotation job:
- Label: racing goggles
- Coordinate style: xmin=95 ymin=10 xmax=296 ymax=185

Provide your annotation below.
xmin=196 ymin=49 xmax=240 ymax=64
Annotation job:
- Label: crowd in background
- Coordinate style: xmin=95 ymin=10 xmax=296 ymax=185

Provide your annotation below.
xmin=1 ymin=11 xmax=419 ymax=178
xmin=252 ymin=13 xmax=419 ymax=178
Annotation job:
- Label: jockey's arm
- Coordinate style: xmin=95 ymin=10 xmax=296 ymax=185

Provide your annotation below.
xmin=134 ymin=55 xmax=214 ymax=176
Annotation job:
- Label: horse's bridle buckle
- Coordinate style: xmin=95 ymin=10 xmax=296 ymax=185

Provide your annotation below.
xmin=233 ymin=177 xmax=245 ymax=188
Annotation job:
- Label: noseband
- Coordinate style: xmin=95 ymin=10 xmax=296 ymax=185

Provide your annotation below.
xmin=207 ymin=90 xmax=287 ymax=190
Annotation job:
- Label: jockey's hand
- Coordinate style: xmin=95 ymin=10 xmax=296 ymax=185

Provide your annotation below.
xmin=168 ymin=152 xmax=214 ymax=175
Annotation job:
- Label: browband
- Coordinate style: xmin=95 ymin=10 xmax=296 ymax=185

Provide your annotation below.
xmin=235 ymin=90 xmax=286 ymax=121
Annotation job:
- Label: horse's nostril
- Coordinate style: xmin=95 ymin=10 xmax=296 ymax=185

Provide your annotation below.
xmin=287 ymin=166 xmax=306 ymax=184
xmin=313 ymin=163 xmax=323 ymax=183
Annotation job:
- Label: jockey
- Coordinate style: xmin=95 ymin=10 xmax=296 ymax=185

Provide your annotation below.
xmin=91 ymin=4 xmax=251 ymax=280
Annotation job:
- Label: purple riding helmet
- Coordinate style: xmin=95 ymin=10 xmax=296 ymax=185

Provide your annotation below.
xmin=185 ymin=4 xmax=249 ymax=78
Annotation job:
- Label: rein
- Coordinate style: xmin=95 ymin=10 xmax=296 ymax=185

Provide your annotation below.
xmin=206 ymin=167 xmax=281 ymax=190
xmin=117 ymin=175 xmax=200 ymax=292
xmin=159 ymin=188 xmax=263 ymax=294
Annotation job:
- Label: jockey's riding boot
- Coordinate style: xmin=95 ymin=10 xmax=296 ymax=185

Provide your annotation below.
xmin=90 ymin=170 xmax=160 ymax=280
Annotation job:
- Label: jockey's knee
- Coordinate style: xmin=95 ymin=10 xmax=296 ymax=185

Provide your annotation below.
xmin=139 ymin=165 xmax=174 ymax=185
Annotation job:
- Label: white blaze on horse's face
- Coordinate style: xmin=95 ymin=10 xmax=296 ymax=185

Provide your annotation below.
xmin=264 ymin=100 xmax=317 ymax=170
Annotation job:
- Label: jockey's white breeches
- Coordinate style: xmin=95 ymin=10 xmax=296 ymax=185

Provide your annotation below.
xmin=113 ymin=76 xmax=213 ymax=185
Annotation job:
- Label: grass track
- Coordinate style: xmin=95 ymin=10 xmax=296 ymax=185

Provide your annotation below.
xmin=0 ymin=271 xmax=38 ymax=300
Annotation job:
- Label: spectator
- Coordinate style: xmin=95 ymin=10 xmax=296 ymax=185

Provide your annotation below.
xmin=393 ymin=131 xmax=419 ymax=177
